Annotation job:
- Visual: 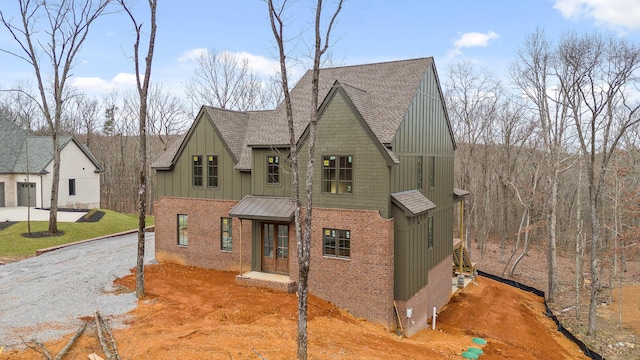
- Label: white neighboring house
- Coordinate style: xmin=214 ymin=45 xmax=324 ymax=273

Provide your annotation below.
xmin=0 ymin=117 xmax=103 ymax=209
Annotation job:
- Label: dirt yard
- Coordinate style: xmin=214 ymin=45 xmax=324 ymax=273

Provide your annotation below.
xmin=5 ymin=262 xmax=591 ymax=360
xmin=474 ymin=240 xmax=640 ymax=360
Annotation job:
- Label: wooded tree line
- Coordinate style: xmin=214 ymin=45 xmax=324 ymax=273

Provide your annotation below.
xmin=449 ymin=30 xmax=640 ymax=335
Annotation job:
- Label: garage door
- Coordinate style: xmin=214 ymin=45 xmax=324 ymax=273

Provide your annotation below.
xmin=17 ymin=182 xmax=36 ymax=207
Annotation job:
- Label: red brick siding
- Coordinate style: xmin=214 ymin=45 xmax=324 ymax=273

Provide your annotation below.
xmin=396 ymin=255 xmax=452 ymax=337
xmin=154 ymin=197 xmax=252 ymax=272
xmin=296 ymin=207 xmax=395 ymax=327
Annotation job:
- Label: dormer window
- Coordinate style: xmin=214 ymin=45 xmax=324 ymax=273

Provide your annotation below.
xmin=208 ymin=155 xmax=218 ymax=187
xmin=267 ymin=155 xmax=280 ymax=184
xmin=192 ymin=155 xmax=203 ymax=187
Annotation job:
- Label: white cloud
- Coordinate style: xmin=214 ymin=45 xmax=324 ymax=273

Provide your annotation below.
xmin=453 ymin=31 xmax=500 ymax=49
xmin=230 ymin=51 xmax=280 ymax=77
xmin=554 ymin=0 xmax=640 ymax=30
xmin=177 ymin=48 xmax=281 ymax=78
xmin=70 ymin=72 xmax=137 ymax=93
xmin=177 ymin=48 xmax=208 ymax=63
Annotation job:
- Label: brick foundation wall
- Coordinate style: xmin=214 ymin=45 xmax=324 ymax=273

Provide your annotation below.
xmin=154 ymin=196 xmax=252 ymax=272
xmin=294 ymin=207 xmax=395 ymax=327
xmin=396 ymin=255 xmax=452 ymax=337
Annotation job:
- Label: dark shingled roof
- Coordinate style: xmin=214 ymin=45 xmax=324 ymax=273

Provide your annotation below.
xmin=152 ymin=135 xmax=185 ymax=169
xmin=0 ymin=117 xmax=102 ymax=174
xmin=391 ymin=190 xmax=436 ymax=217
xmin=229 ymin=195 xmax=295 ymax=222
xmin=155 ymin=57 xmax=433 ymax=171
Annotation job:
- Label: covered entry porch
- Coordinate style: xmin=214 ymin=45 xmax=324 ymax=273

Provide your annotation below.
xmin=229 ymin=195 xmax=297 ymax=293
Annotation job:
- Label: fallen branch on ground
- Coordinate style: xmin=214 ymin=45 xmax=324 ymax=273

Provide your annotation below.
xmin=94 ymin=310 xmax=120 ymax=360
xmin=22 ymin=321 xmax=87 ymax=360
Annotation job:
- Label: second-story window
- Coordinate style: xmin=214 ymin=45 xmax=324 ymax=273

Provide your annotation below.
xmin=208 ymin=155 xmax=218 ymax=187
xmin=322 ymin=155 xmax=353 ymax=194
xmin=192 ymin=155 xmax=203 ymax=187
xmin=417 ymin=156 xmax=423 ymax=190
xmin=428 ymin=215 xmax=434 ymax=249
xmin=267 ymin=155 xmax=280 ymax=184
xmin=429 ymin=156 xmax=436 ymax=188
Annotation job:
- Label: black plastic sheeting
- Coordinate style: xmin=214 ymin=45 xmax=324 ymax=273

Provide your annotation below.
xmin=477 ymin=270 xmax=604 ymax=360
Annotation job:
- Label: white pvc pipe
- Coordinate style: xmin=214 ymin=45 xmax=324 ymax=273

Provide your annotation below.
xmin=432 ymin=307 xmax=437 ymax=330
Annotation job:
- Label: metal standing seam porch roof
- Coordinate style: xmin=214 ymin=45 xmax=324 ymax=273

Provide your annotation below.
xmin=391 ymin=190 xmax=436 ymax=217
xmin=229 ymin=195 xmax=296 ymax=222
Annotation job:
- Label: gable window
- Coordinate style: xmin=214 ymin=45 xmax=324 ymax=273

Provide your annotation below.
xmin=267 ymin=155 xmax=280 ymax=184
xmin=428 ymin=216 xmax=434 ymax=250
xmin=221 ymin=217 xmax=232 ymax=251
xmin=323 ymin=228 xmax=350 ymax=258
xmin=429 ymin=156 xmax=435 ymax=188
xmin=208 ymin=155 xmax=218 ymax=187
xmin=177 ymin=214 xmax=188 ymax=246
xmin=322 ymin=155 xmax=353 ymax=194
xmin=69 ymin=179 xmax=76 ymax=196
xmin=192 ymin=155 xmax=203 ymax=187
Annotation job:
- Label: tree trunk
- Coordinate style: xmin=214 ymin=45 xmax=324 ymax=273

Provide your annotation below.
xmin=587 ymin=197 xmax=599 ymax=336
xmin=547 ymin=170 xmax=559 ymax=302
xmin=48 ymin=131 xmax=60 ymax=234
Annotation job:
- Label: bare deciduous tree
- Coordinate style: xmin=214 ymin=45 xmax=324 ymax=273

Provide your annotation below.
xmin=556 ymin=32 xmax=640 ymax=336
xmin=266 ymin=0 xmax=343 ymax=358
xmin=510 ymin=29 xmax=578 ymax=302
xmin=446 ymin=61 xmax=500 ymax=257
xmin=118 ymin=0 xmax=158 ymax=299
xmin=62 ymin=93 xmax=100 ymax=147
xmin=184 ymin=49 xmax=275 ymax=112
xmin=0 ymin=0 xmax=110 ymax=234
xmin=141 ymin=83 xmax=189 ymax=150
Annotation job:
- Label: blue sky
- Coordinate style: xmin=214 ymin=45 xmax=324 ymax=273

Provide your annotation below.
xmin=1 ymin=0 xmax=640 ymax=98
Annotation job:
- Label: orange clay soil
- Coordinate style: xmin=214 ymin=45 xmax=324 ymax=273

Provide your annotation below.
xmin=4 ymin=263 xmax=590 ymax=359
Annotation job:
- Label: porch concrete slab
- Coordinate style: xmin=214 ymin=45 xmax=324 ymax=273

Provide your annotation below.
xmin=240 ymin=271 xmax=291 ymax=283
xmin=236 ymin=271 xmax=297 ymax=293
xmin=0 ymin=207 xmax=87 ymax=222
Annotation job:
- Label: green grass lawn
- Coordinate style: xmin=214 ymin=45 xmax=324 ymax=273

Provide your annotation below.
xmin=0 ymin=209 xmax=154 ymax=260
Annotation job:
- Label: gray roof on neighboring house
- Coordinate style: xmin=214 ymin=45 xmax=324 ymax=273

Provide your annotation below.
xmin=0 ymin=118 xmax=27 ymax=173
xmin=0 ymin=117 xmax=103 ymax=174
xmin=155 ymin=58 xmax=434 ymax=171
xmin=391 ymin=190 xmax=436 ymax=217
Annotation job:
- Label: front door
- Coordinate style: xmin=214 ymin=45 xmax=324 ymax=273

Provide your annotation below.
xmin=261 ymin=223 xmax=289 ymax=274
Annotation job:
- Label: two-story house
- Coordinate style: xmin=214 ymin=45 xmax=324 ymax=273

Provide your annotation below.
xmin=152 ymin=57 xmax=464 ymax=336
xmin=0 ymin=117 xmax=103 ymax=209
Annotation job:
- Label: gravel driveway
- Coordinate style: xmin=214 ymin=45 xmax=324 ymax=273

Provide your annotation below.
xmin=0 ymin=232 xmax=156 ymax=349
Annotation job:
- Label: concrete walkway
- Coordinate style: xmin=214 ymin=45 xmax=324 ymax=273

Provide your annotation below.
xmin=0 ymin=207 xmax=86 ymax=222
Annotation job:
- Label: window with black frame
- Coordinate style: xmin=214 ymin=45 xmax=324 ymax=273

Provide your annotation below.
xmin=267 ymin=155 xmax=279 ymax=184
xmin=221 ymin=217 xmax=232 ymax=251
xmin=192 ymin=155 xmax=203 ymax=187
xmin=322 ymin=155 xmax=353 ymax=194
xmin=323 ymin=228 xmax=350 ymax=258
